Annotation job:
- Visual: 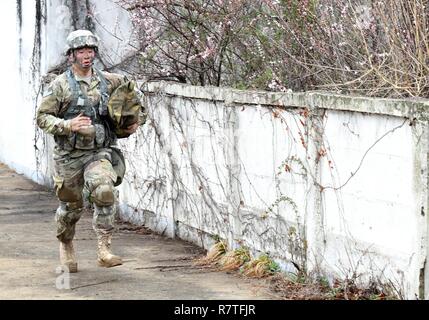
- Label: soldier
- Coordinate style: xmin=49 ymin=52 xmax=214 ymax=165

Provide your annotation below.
xmin=37 ymin=29 xmax=143 ymax=272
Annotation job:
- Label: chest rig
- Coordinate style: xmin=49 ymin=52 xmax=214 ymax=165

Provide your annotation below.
xmin=56 ymin=68 xmax=114 ymax=151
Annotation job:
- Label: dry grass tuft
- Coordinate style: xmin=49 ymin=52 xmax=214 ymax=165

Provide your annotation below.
xmin=194 ymin=240 xmax=227 ymax=266
xmin=241 ymin=254 xmax=280 ymax=278
xmin=218 ymin=247 xmax=251 ymax=271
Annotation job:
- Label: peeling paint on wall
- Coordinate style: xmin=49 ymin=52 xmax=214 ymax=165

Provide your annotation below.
xmin=16 ymin=0 xmax=22 ymax=75
xmin=70 ymin=0 xmax=79 ymax=29
xmin=85 ymin=0 xmax=95 ymax=30
xmin=67 ymin=0 xmax=93 ymax=30
xmin=31 ymin=0 xmax=43 ymax=81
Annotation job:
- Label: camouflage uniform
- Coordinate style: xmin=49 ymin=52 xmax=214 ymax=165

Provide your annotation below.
xmin=37 ymin=69 xmax=128 ymax=242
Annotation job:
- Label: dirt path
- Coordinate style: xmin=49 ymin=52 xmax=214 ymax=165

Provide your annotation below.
xmin=0 ymin=162 xmax=276 ymax=300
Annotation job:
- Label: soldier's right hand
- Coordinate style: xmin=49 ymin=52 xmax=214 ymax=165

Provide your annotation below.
xmin=70 ymin=113 xmax=92 ymax=132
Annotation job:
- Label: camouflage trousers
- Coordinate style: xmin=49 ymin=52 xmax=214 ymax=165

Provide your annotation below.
xmin=53 ymin=148 xmax=118 ymax=242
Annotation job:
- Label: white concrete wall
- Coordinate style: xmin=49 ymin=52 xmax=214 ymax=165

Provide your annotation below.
xmin=0 ymin=1 xmax=42 ymax=182
xmin=1 ymin=0 xmax=429 ymax=300
xmin=117 ymin=82 xmax=429 ymax=299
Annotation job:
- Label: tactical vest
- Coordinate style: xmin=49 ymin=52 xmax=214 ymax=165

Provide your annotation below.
xmin=55 ymin=68 xmax=115 ymax=151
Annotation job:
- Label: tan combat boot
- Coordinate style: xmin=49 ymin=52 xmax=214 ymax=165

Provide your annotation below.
xmin=59 ymin=241 xmax=78 ymax=273
xmin=97 ymin=234 xmax=122 ymax=267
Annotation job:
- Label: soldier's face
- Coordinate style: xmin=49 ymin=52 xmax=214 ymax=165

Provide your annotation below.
xmin=72 ymin=47 xmax=96 ymax=69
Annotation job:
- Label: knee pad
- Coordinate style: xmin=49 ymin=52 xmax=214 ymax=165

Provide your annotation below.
xmin=54 ymin=176 xmax=83 ymax=203
xmin=91 ymin=184 xmax=115 ymax=206
xmin=67 ymin=200 xmax=84 ymax=210
xmin=57 ymin=200 xmax=83 ymax=214
xmin=56 ymin=200 xmax=84 ymax=226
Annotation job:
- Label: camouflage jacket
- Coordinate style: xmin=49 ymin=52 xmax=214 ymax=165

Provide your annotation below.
xmin=37 ymin=68 xmax=128 ymax=155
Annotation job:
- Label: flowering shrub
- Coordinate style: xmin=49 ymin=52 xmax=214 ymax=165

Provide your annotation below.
xmin=119 ymin=0 xmax=429 ymax=98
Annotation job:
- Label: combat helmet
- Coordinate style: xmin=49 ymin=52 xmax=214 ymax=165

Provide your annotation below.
xmin=65 ymin=29 xmax=99 ymax=55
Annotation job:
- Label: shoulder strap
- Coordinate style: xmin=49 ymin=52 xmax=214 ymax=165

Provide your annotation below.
xmin=94 ymin=68 xmax=109 ymax=116
xmin=94 ymin=68 xmax=108 ymax=93
xmin=63 ymin=68 xmax=86 ymax=120
xmin=66 ymin=68 xmax=80 ymax=101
